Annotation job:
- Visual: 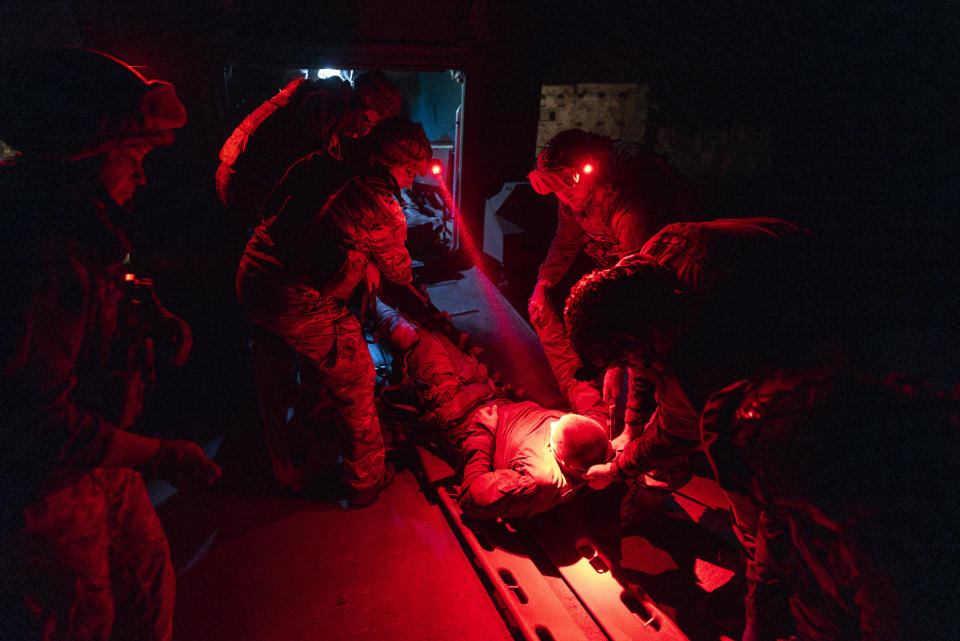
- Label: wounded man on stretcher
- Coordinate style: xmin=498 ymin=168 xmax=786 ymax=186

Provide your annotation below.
xmin=374 ymin=300 xmax=613 ymax=519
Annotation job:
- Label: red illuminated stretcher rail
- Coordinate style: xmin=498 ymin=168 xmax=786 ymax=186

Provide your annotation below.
xmin=416 ymin=445 xmax=690 ymax=641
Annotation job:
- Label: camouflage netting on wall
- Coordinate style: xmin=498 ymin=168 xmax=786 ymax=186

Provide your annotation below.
xmin=535 ymin=83 xmax=648 ymax=155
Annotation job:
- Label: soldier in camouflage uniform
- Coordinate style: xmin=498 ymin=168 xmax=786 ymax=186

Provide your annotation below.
xmin=702 ymin=370 xmax=960 ymax=641
xmin=526 ymin=129 xmax=698 ymax=476
xmin=565 ymin=217 xmax=826 ymax=496
xmin=0 ymin=48 xmax=221 ymax=641
xmin=216 ymin=70 xmax=401 ymax=226
xmin=526 ymin=129 xmax=696 ymax=322
xmin=236 ymin=117 xmax=431 ymax=506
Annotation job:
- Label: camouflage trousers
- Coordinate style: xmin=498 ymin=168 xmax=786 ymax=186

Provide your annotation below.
xmin=9 ymin=469 xmax=174 ymax=641
xmin=239 ymin=276 xmax=386 ymax=493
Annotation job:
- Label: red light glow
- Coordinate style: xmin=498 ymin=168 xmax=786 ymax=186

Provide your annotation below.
xmin=428 ymin=167 xmax=520 ymax=350
xmin=430 ymin=162 xmax=443 ymax=175
xmin=581 ymin=163 xmax=594 ymax=175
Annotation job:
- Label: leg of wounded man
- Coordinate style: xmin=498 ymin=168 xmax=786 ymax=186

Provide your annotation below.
xmin=373 ymin=300 xmax=500 ymax=460
xmin=374 ymin=299 xmax=420 ymax=351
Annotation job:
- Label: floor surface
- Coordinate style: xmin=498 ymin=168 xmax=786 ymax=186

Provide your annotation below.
xmin=158 ymin=264 xmax=744 ymax=641
xmin=162 ymin=455 xmax=513 ymax=641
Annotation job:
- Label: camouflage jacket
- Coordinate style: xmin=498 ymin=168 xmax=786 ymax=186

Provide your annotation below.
xmin=217 ymin=76 xmax=353 ymax=210
xmin=242 ymin=165 xmax=412 ymax=298
xmin=613 ymin=217 xmax=820 ymax=478
xmin=537 ymin=143 xmax=692 ymax=287
xmin=1 ymin=189 xmax=160 ymax=508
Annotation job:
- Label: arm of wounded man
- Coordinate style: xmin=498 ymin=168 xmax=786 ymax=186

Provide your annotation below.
xmin=458 ymin=425 xmax=537 ymax=519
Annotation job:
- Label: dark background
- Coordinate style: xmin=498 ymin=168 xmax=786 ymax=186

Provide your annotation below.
xmin=2 ymin=1 xmax=958 ymax=442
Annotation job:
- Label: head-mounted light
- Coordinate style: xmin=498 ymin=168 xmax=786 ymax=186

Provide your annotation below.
xmin=527 ymin=166 xmax=577 ymax=195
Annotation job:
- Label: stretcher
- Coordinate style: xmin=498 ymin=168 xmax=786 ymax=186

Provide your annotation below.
xmin=416 ymin=444 xmax=691 ymax=641
xmin=395 ymin=267 xmax=742 ymax=640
